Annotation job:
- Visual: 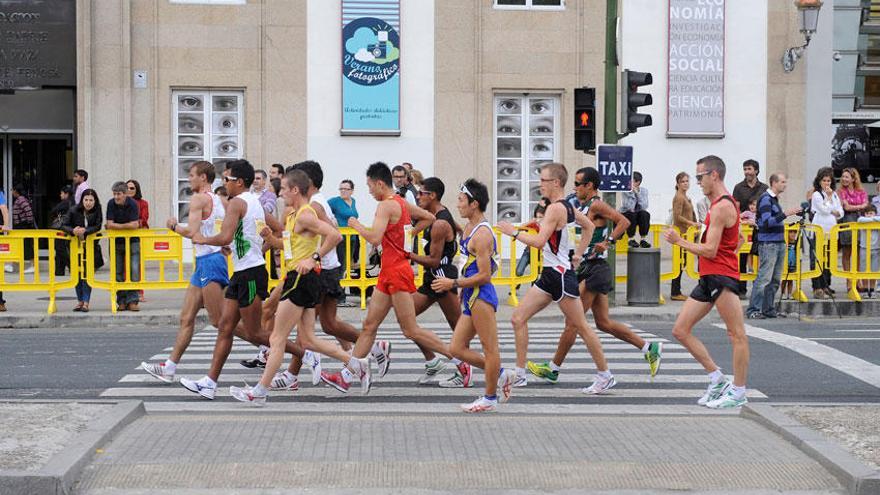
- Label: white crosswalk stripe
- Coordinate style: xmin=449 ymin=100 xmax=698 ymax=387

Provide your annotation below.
xmin=105 ymin=322 xmax=768 ymax=407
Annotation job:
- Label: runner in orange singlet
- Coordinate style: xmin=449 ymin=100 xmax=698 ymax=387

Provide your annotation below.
xmin=663 ymin=155 xmax=750 ymax=409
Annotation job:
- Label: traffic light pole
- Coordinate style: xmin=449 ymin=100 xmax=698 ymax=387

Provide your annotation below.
xmin=603 ymin=0 xmax=620 ymax=305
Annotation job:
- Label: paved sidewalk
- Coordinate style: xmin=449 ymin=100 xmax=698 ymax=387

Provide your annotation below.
xmin=74 ymin=409 xmax=843 ymax=493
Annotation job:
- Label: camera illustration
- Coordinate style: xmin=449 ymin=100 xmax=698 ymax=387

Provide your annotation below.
xmin=369 ymin=30 xmax=389 ymax=58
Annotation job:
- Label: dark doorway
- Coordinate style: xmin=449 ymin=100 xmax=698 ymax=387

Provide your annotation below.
xmin=2 ymin=134 xmax=74 ymax=228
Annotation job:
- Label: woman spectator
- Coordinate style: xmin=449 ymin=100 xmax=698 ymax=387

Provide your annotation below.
xmin=328 ymin=179 xmax=360 ymax=273
xmin=61 ymin=189 xmax=103 ymax=312
xmin=838 ymin=168 xmax=868 ymax=292
xmin=270 ymin=177 xmax=285 ymax=222
xmin=50 ymin=185 xmax=74 ymax=276
xmin=670 ymin=172 xmax=700 ymax=301
xmin=12 ymin=184 xmax=36 ymax=270
xmin=126 ymin=180 xmax=149 ymax=228
xmin=810 ymin=167 xmax=844 ymax=298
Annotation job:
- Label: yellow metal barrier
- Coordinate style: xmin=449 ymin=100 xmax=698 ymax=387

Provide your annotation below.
xmin=498 ymin=227 xmax=540 ymax=307
xmin=612 ymin=224 xmax=683 ymax=285
xmin=829 ymin=223 xmax=880 ymax=302
xmin=86 ymin=229 xmax=188 ymax=313
xmin=0 ymin=230 xmax=81 ymax=314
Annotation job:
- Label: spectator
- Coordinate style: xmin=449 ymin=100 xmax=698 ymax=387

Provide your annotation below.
xmin=781 ymin=229 xmax=798 ymax=299
xmin=126 ymin=180 xmax=150 ymax=228
xmin=12 ymin=184 xmax=36 ymax=270
xmin=402 ymin=162 xmax=414 ymax=172
xmin=62 ymin=189 xmax=103 ymax=312
xmin=0 ymin=188 xmax=9 ymax=310
xmin=106 ymin=181 xmax=142 ymax=311
xmin=695 ymin=195 xmax=710 ymax=224
xmin=269 ymin=163 xmax=285 ymax=181
xmin=857 ymin=204 xmax=879 ymax=298
xmin=252 ymin=169 xmax=277 ymax=215
xmin=732 ymin=159 xmax=768 ymax=296
xmin=214 ymin=186 xmax=229 ymax=209
xmin=73 ymin=169 xmax=91 ymax=204
xmin=746 ymin=172 xmax=802 ymax=319
xmin=50 ymin=185 xmax=74 ymax=276
xmin=809 ymin=167 xmax=843 ymax=299
xmin=670 ymin=172 xmax=699 ymax=300
xmin=410 ymin=169 xmax=424 ymax=190
xmin=392 ymin=165 xmax=417 ymax=204
xmin=741 ymin=199 xmax=758 ymax=274
xmin=872 ymin=183 xmax=880 ymax=212
xmin=328 ymin=179 xmax=360 ymax=273
xmin=620 ymin=171 xmax=651 ymax=248
xmin=270 ymin=177 xmax=285 ymax=221
xmin=838 ymin=167 xmax=868 ymax=293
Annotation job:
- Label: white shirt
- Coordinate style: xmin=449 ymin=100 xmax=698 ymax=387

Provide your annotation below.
xmin=310 ymin=191 xmax=341 ymax=270
xmin=811 ymin=190 xmax=843 ymax=234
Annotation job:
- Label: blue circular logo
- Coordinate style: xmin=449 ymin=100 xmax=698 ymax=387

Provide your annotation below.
xmin=342 ymin=17 xmax=400 ymax=86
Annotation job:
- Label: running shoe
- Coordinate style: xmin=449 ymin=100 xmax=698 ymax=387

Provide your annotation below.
xmin=229 ymin=385 xmax=267 ymax=407
xmin=705 ymin=388 xmax=748 ymax=409
xmin=582 ymin=374 xmax=616 ymax=395
xmin=180 ymin=377 xmax=216 ymax=400
xmin=512 ymin=375 xmax=528 ymax=388
xmin=373 ymin=340 xmax=392 ymax=378
xmin=456 ymin=361 xmax=473 ymax=388
xmin=698 ymin=380 xmax=731 ymax=406
xmin=320 ymin=370 xmax=350 ymax=393
xmin=527 ymin=361 xmax=559 ymax=384
xmin=303 ymin=350 xmax=322 ymax=386
xmin=438 ymin=371 xmax=473 ymax=388
xmin=240 ymin=348 xmax=267 ymax=369
xmin=140 ymin=361 xmax=174 ymax=383
xmin=498 ymin=369 xmax=517 ymax=402
xmin=644 ymin=342 xmax=662 ymax=377
xmin=417 ymin=357 xmax=447 ymax=385
xmin=356 ymin=357 xmax=372 ymax=394
xmin=270 ymin=371 xmax=299 ymax=391
xmin=461 ymin=395 xmax=497 ymax=413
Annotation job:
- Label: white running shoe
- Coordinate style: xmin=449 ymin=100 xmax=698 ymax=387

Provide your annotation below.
xmin=372 ymin=340 xmax=391 ymax=378
xmin=140 ymin=361 xmax=174 ymax=383
xmin=461 ymin=395 xmax=498 ymax=413
xmin=705 ymin=388 xmax=748 ymax=409
xmin=698 ymin=380 xmax=732 ymax=406
xmin=512 ymin=375 xmax=528 ymax=388
xmin=498 ymin=369 xmax=517 ymax=402
xmin=438 ymin=371 xmax=473 ymax=388
xmin=270 ymin=371 xmax=299 ymax=391
xmin=303 ymin=350 xmax=322 ymax=386
xmin=229 ymin=385 xmax=267 ymax=407
xmin=418 ymin=357 xmax=447 ymax=385
xmin=180 ymin=376 xmax=216 ymax=400
xmin=356 ymin=357 xmax=372 ymax=394
xmin=582 ymin=374 xmax=617 ymax=395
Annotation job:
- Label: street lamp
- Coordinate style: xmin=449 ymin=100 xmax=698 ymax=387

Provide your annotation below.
xmin=782 ymin=0 xmax=823 ymax=73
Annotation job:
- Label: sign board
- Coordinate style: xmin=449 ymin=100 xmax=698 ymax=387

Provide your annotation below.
xmin=340 ymin=0 xmax=401 ymax=136
xmin=667 ymin=0 xmax=725 ymax=138
xmin=597 ymin=145 xmax=633 ymax=192
xmin=0 ymin=0 xmax=76 ymax=90
xmin=832 ymin=113 xmax=880 ymax=183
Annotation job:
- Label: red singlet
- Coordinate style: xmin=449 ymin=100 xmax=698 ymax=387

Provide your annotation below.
xmin=698 ymin=195 xmax=741 ymax=280
xmin=377 ymin=195 xmax=416 ymax=294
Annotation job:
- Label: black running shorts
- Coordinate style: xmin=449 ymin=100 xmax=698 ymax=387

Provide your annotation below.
xmin=535 ymin=267 xmax=579 ymax=302
xmin=280 ymin=270 xmax=322 ymax=309
xmin=577 ymin=258 xmax=613 ymax=295
xmin=418 ymin=265 xmax=459 ymax=299
xmin=689 ymin=275 xmax=744 ymax=303
xmin=225 ymin=264 xmax=270 ymax=308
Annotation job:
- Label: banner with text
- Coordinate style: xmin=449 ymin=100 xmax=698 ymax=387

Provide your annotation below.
xmin=341 ymin=0 xmax=400 ymax=135
xmin=667 ymin=0 xmax=725 ymax=138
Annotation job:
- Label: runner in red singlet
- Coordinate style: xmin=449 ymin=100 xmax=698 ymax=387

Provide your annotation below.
xmin=320 ymin=162 xmax=455 ymax=394
xmin=663 ymin=155 xmax=750 ymax=409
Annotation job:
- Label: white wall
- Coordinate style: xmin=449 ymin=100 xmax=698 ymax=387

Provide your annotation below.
xmin=806 ymin=0 xmax=834 ymax=189
xmin=622 ymin=0 xmax=768 ymax=221
xmin=307 ymin=0 xmax=434 ymax=223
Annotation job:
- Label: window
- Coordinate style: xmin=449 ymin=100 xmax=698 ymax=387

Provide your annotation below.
xmin=172 ymin=90 xmax=244 ymax=221
xmin=493 ymin=94 xmax=560 ymax=223
xmin=494 ymin=0 xmax=564 ymax=10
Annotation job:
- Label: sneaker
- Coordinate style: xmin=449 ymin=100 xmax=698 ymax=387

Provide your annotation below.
xmin=639 ymin=240 xmax=651 ymax=248
xmin=417 ymin=357 xmax=447 ymax=385
xmin=498 ymin=369 xmax=517 ymax=402
xmin=670 ymin=294 xmax=687 ymax=301
xmin=355 ymin=358 xmax=372 ymax=394
xmin=705 ymin=388 xmax=748 ymax=409
xmin=180 ymin=377 xmax=216 ymax=400
xmin=456 ymin=361 xmax=473 ymax=388
xmin=526 ymin=361 xmax=559 ymax=384
xmin=229 ymin=385 xmax=267 ymax=407
xmin=141 ymin=361 xmax=174 ymax=383
xmin=373 ymin=340 xmax=392 ymax=378
xmin=240 ymin=348 xmax=268 ymax=369
xmin=303 ymin=350 xmax=322 ymax=386
xmin=812 ymin=289 xmax=827 ymax=300
xmin=512 ymin=375 xmax=528 ymax=387
xmin=438 ymin=371 xmax=473 ymax=388
xmin=582 ymin=374 xmax=616 ymax=395
xmin=270 ymin=371 xmax=299 ymax=391
xmin=698 ymin=380 xmax=731 ymax=406
xmin=746 ymin=312 xmax=765 ymax=320
xmin=461 ymin=395 xmax=497 ymax=413
xmin=628 ymin=239 xmax=639 ymax=249
xmin=644 ymin=342 xmax=662 ymax=377
xmin=320 ymin=370 xmax=350 ymax=393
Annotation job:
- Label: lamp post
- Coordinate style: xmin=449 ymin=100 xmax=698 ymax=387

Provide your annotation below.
xmin=782 ymin=0 xmax=823 ymax=73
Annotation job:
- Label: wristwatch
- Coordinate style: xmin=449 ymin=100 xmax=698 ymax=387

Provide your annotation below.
xmin=452 ymin=279 xmax=459 ymax=290
xmin=311 ymin=252 xmax=321 ymax=262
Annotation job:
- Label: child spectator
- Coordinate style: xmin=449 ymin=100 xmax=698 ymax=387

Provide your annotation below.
xmin=781 ymin=229 xmax=798 ymax=299
xmin=858 ymin=204 xmax=880 ymax=298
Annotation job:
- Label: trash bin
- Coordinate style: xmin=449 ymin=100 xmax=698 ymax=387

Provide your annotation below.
xmin=626 ymin=247 xmax=660 ymax=306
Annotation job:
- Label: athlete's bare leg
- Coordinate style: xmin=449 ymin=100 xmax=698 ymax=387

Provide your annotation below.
xmin=392 ymin=291 xmax=451 ymax=358
xmin=714 ymin=290 xmax=749 ymax=387
xmin=352 ymin=290 xmax=394 ymax=359
xmin=511 ymin=286 xmax=553 ymax=368
xmin=449 ymin=301 xmax=499 ymax=397
xmin=671 ymin=297 xmax=718 ymax=374
xmin=558 ymin=295 xmax=608 ymax=371
xmin=409 ymin=292 xmax=437 ymax=360
xmin=169 ymin=285 xmax=206 ymax=364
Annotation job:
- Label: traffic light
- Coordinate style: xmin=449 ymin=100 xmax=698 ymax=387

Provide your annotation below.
xmin=574 ymin=87 xmax=596 ymax=153
xmin=620 ymin=70 xmax=652 ymax=134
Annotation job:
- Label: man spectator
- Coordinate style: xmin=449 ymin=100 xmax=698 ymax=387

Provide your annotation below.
xmin=252 ymin=169 xmax=277 ymax=216
xmin=106 ymin=181 xmax=142 ymax=311
xmin=732 ymin=159 xmax=768 ymax=295
xmin=620 ymin=171 xmax=651 ymax=248
xmin=269 ymin=163 xmax=284 ymax=181
xmin=392 ymin=165 xmax=417 ymax=204
xmin=73 ymin=169 xmax=91 ymax=205
xmin=745 ymin=172 xmax=801 ymax=319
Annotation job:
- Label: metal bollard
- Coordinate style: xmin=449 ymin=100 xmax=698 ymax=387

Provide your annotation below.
xmin=626 ymin=248 xmax=660 ymax=306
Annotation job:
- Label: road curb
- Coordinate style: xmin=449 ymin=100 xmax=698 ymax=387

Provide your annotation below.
xmin=0 ymin=400 xmax=145 ymax=495
xmin=743 ymin=404 xmax=880 ymax=495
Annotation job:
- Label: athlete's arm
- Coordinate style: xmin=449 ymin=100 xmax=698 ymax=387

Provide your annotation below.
xmin=665 ymin=200 xmax=734 ymax=259
xmin=573 ymin=208 xmax=594 ymax=265
xmin=193 ymin=197 xmax=244 ymax=246
xmin=264 ymin=210 xmax=284 ymax=236
xmin=589 ymin=201 xmax=630 ymax=254
xmin=172 ymin=193 xmax=208 ymax=239
xmin=431 ymin=227 xmax=492 ymax=292
xmin=405 ymin=200 xmax=436 ymax=234
xmin=499 ymin=202 xmax=564 ymax=249
xmin=409 ymin=220 xmax=452 ymax=269
xmin=310 ymin=199 xmax=338 ymax=227
xmin=349 ymin=200 xmax=392 ymax=245
xmin=293 ymin=210 xmax=342 ymax=274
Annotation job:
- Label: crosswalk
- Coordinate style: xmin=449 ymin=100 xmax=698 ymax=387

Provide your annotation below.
xmin=101 ymin=321 xmax=767 ymax=407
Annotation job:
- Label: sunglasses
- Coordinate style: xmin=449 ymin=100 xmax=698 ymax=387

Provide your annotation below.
xmin=417 ymin=190 xmax=431 ymax=196
xmin=459 ymin=183 xmax=473 ymax=199
xmin=223 ymin=176 xmax=239 ymax=183
xmin=695 ymin=171 xmax=712 ymax=182
xmin=574 ymin=181 xmax=588 ymax=187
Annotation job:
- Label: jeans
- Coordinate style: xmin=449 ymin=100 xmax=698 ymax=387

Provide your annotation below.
xmin=75 ymin=279 xmax=92 ymax=303
xmin=747 ymin=242 xmax=786 ymax=316
xmin=115 ymin=242 xmax=141 ymax=306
